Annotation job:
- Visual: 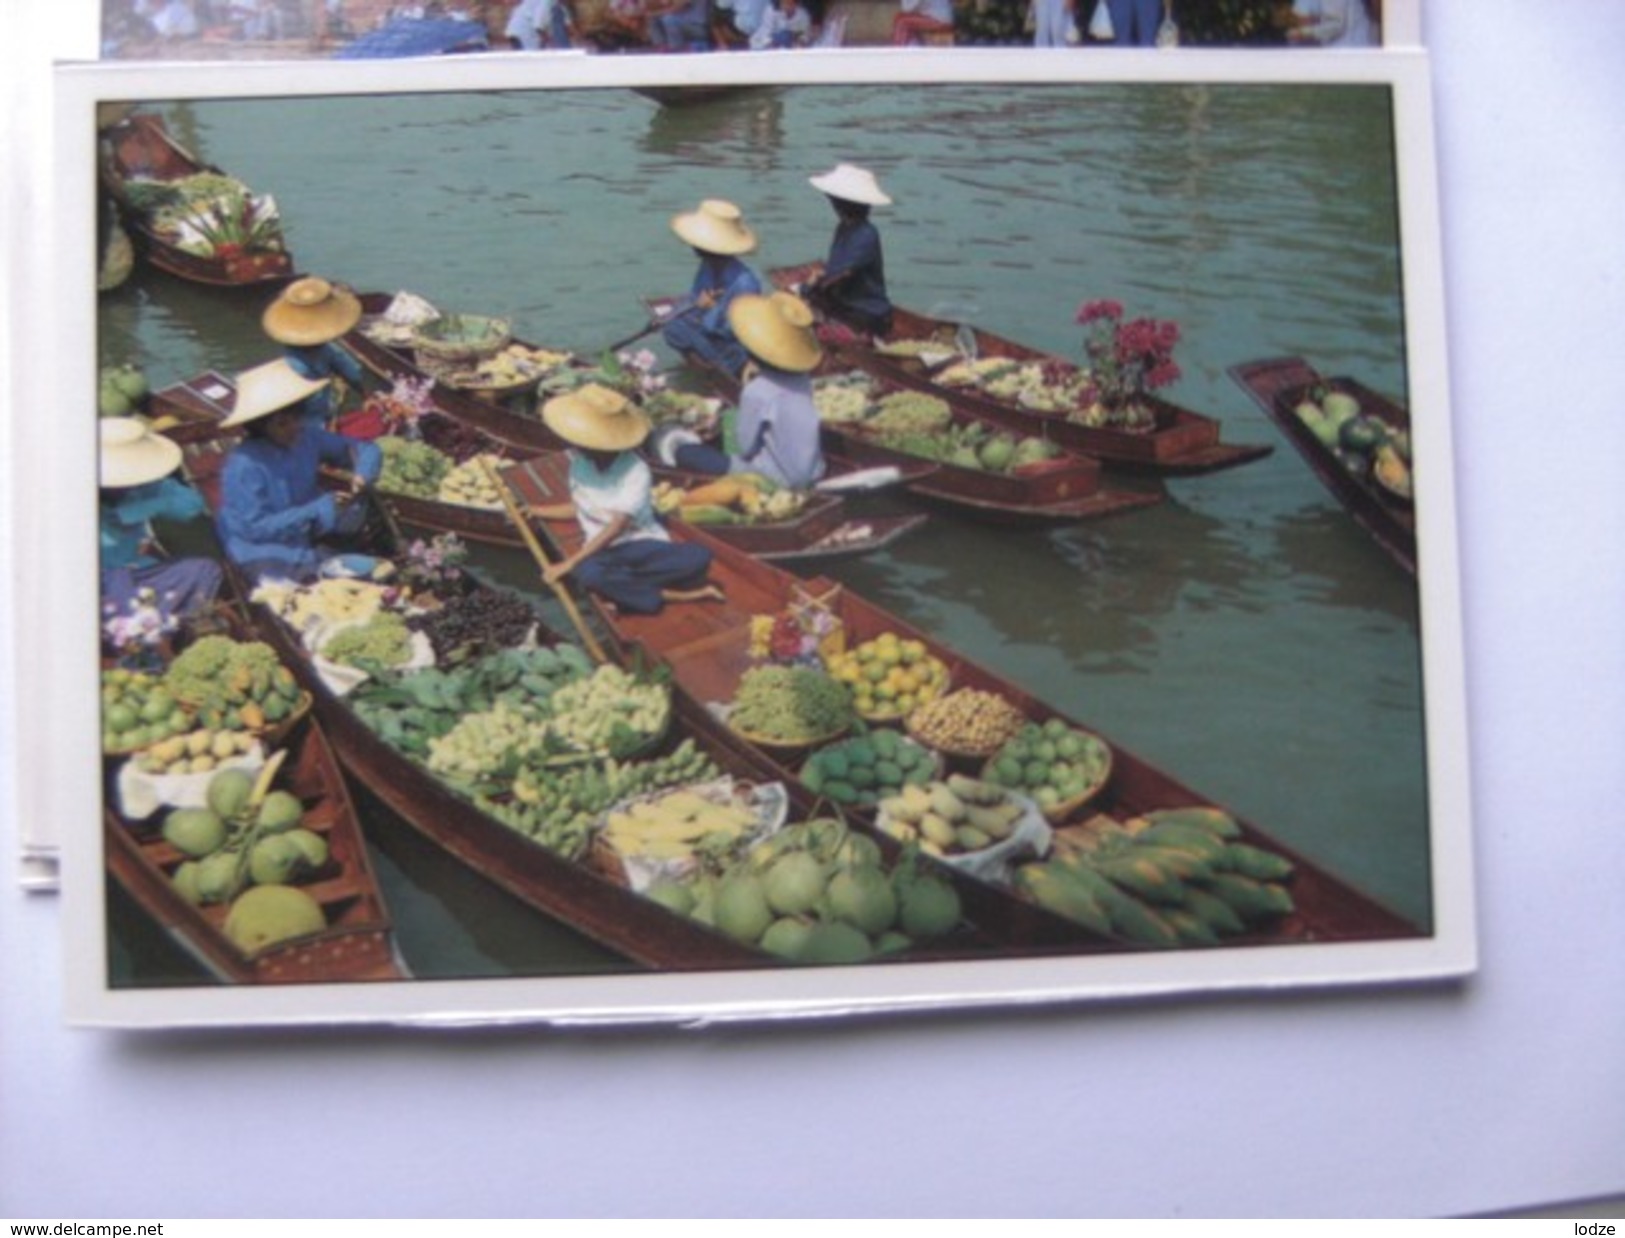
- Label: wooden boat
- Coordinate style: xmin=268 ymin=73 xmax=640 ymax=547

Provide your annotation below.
xmin=340 ymin=295 xmax=934 ymax=556
xmin=1229 ymin=356 xmax=1416 ymax=576
xmin=511 ymin=451 xmax=1422 ymax=948
xmin=631 ymin=85 xmax=778 ymax=108
xmin=646 ymin=310 xmax=1162 ymax=527
xmin=99 ymin=111 xmax=294 ymax=288
xmin=765 ymin=263 xmax=1273 ymax=477
xmin=149 ymin=367 xmax=928 ymax=562
xmin=174 ymin=438 xmax=1096 ymax=967
xmin=98 ymin=199 xmax=135 ymax=293
xmin=103 ymin=616 xmax=406 ymax=985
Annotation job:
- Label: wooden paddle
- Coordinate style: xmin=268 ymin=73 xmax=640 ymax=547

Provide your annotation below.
xmin=480 ymin=457 xmax=608 ymax=665
xmin=605 ymin=301 xmax=700 ymax=354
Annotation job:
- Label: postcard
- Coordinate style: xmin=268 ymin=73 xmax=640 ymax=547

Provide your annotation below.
xmin=39 ymin=47 xmax=1472 ymax=1028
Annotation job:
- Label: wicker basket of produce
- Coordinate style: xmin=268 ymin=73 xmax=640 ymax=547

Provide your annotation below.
xmin=905 ymin=687 xmax=1028 ymax=764
xmin=799 ymin=727 xmax=942 ymax=813
xmin=825 ymin=632 xmax=949 ymax=723
xmin=589 ymin=778 xmax=789 ymax=891
xmin=875 ymin=773 xmax=1052 ymax=883
xmin=101 ymin=667 xmax=196 ymax=760
xmin=724 ymin=664 xmax=855 ymax=756
xmin=981 ymin=719 xmax=1113 ymax=824
xmin=411 ymin=313 xmax=512 ymax=363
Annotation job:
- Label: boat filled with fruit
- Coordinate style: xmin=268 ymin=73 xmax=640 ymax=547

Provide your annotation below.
xmin=808 ymin=372 xmax=1162 ymax=525
xmin=98 ymin=111 xmax=294 ymax=288
xmin=152 ymin=364 xmax=927 ymax=564
xmin=766 ymin=263 xmax=1273 ymax=477
xmin=102 ymin=613 xmax=405 ymax=985
xmin=514 ymin=451 xmax=1421 ymax=950
xmin=166 ymin=481 xmax=1148 ymax=967
xmin=1228 ymin=356 xmax=1415 ymax=575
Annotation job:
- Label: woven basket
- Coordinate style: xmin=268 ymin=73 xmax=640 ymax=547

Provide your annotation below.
xmin=411 ymin=314 xmax=512 ymax=363
xmin=981 ymin=732 xmax=1113 ymax=824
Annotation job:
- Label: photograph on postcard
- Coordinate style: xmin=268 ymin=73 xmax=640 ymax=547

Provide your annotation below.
xmin=53 ymin=52 xmax=1469 ymax=1027
xmin=97 ymin=0 xmax=1392 ymax=59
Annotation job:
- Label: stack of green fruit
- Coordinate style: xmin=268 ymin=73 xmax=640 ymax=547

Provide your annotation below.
xmin=800 ymin=727 xmax=938 ymax=810
xmin=102 ymin=668 xmax=193 ymax=755
xmin=728 ymin=665 xmax=855 ymax=747
xmin=164 ymin=765 xmax=332 ymax=953
xmin=876 ymin=774 xmax=1037 ymax=859
xmin=98 ymin=363 xmax=149 ymax=417
xmin=1011 ymin=806 xmax=1296 ymax=948
xmin=872 ymin=420 xmax=1058 ymax=475
xmin=982 ymin=718 xmax=1113 ymax=819
xmin=376 ymin=435 xmax=453 ymax=498
xmin=351 ymin=644 xmax=593 ymax=760
xmin=544 ymin=664 xmax=670 ymax=760
xmin=646 ymin=818 xmax=965 ymax=964
xmin=483 ymin=738 xmax=723 ymax=861
xmin=321 ymin=612 xmax=414 ymax=670
xmin=867 ymin=390 xmax=952 ymax=436
xmin=163 ymin=636 xmax=304 ymax=732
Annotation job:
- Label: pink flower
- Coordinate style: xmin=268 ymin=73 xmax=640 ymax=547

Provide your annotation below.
xmin=1075 ymin=299 xmax=1124 ymax=325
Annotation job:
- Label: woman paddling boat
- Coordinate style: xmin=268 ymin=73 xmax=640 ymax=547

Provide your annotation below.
xmin=527 ymin=384 xmax=723 ymax=615
xmin=661 ymin=198 xmax=765 ymax=380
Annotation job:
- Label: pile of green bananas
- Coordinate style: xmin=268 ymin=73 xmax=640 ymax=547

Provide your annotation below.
xmin=1012 ymin=806 xmax=1295 ymax=948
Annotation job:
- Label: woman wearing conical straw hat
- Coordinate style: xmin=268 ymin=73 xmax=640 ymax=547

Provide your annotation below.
xmin=214 ymin=358 xmax=385 ymax=585
xmin=529 ymin=384 xmax=722 ymax=615
xmin=261 ymin=275 xmax=368 ymax=427
xmin=99 ymin=417 xmax=223 ymax=627
xmin=661 ymin=198 xmax=766 ymax=379
xmin=660 ymin=292 xmax=826 ymax=492
xmin=801 ymin=163 xmax=894 ymax=340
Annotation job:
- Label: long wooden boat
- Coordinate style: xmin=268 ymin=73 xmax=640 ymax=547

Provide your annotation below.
xmin=764 ymin=263 xmax=1273 ymax=477
xmin=175 ymin=438 xmax=1109 ymax=967
xmin=1229 ymin=356 xmax=1416 ymax=576
xmin=103 ymin=616 xmax=406 ymax=985
xmin=340 ymin=295 xmax=934 ymax=557
xmin=511 ymin=451 xmax=1421 ymax=948
xmin=150 ymin=367 xmax=928 ymax=562
xmin=671 ymin=352 xmax=1163 ymax=527
xmin=99 ymin=111 xmax=294 ymax=288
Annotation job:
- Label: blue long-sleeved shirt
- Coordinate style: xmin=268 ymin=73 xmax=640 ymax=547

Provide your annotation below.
xmin=821 ymin=218 xmax=891 ymax=323
xmin=674 ymin=255 xmax=763 ymax=339
xmin=284 ymin=341 xmax=365 ymax=425
xmin=100 ymin=477 xmax=207 ymax=570
xmin=216 ymin=424 xmax=381 ymax=582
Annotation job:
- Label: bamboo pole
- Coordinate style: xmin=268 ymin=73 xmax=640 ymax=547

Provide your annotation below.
xmin=481 ymin=458 xmax=608 ymax=665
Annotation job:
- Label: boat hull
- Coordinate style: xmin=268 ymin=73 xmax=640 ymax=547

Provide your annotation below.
xmin=1229 ymin=356 xmax=1416 ymax=576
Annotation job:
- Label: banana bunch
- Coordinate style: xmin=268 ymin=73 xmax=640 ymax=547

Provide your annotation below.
xmin=812 ymin=376 xmax=873 ymax=423
xmin=253 ymin=578 xmax=389 ymax=628
xmin=458 ymin=343 xmax=574 ymax=389
xmin=877 ymin=774 xmax=1028 ymax=857
xmin=758 ymin=489 xmax=807 ymax=521
xmin=438 ymin=455 xmax=507 ymax=508
xmin=599 ymin=784 xmax=761 ymax=864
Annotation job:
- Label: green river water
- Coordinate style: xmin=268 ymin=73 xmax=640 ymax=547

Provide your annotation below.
xmin=99 ymin=81 xmax=1430 ymax=984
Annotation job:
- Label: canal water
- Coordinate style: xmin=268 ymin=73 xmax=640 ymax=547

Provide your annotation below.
xmin=99 ymin=81 xmax=1431 ymax=984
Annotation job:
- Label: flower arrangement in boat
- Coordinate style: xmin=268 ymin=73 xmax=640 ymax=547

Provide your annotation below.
xmin=1074 ymin=299 xmax=1183 ymax=432
xmin=395 ymin=533 xmax=470 ymax=598
xmin=103 ymin=587 xmax=180 ymax=670
xmin=357 ymin=373 xmax=437 ymax=437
